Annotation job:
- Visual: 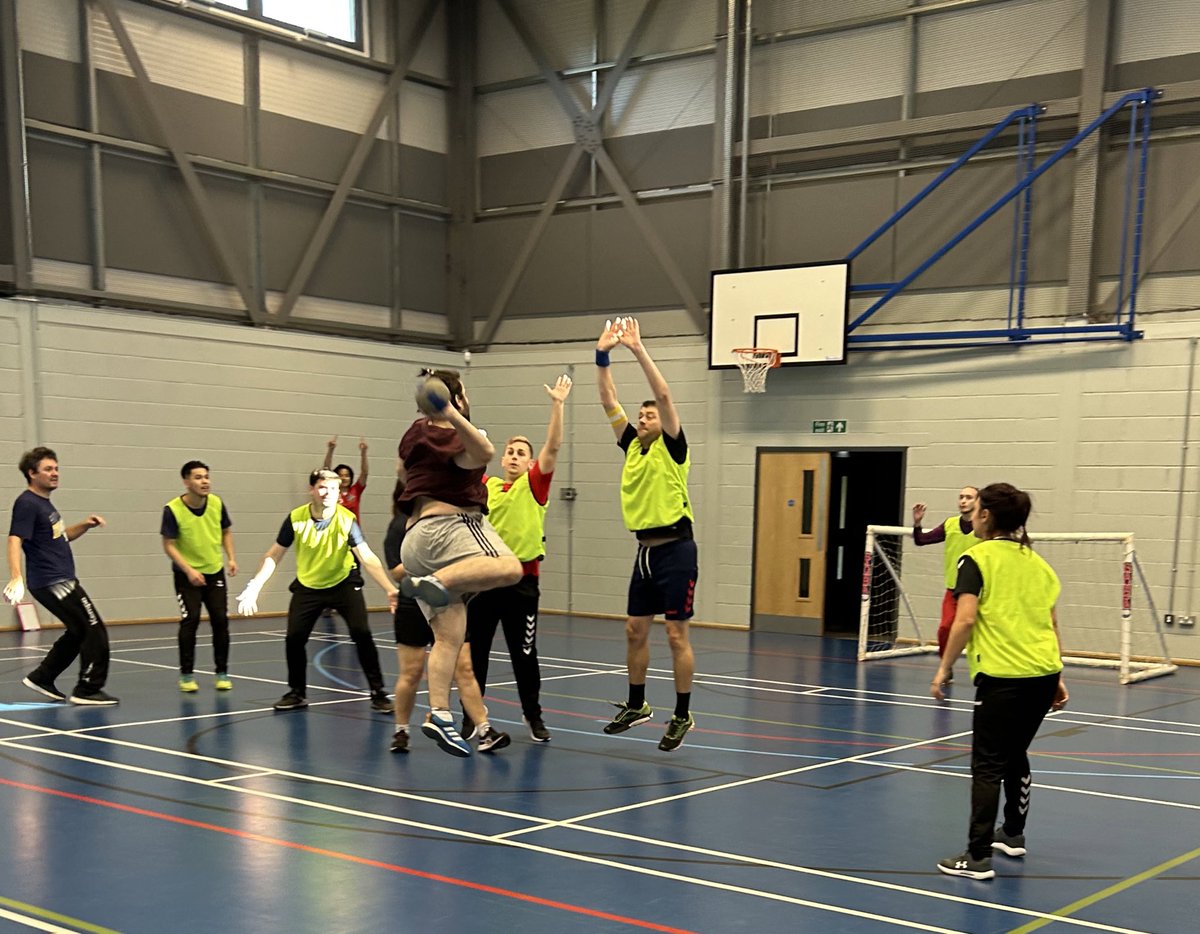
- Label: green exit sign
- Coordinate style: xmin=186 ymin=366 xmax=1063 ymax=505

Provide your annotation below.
xmin=812 ymin=420 xmax=847 ymax=433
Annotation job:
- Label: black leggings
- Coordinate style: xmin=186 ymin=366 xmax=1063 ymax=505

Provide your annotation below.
xmin=466 ymin=574 xmax=542 ymax=719
xmin=968 ymin=671 xmax=1061 ymax=859
xmin=174 ymin=567 xmax=230 ymax=675
xmin=30 ymin=579 xmax=110 ymax=692
xmin=285 ymin=576 xmax=384 ymax=696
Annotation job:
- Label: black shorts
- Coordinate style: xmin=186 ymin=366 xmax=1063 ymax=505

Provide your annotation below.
xmin=627 ymin=538 xmax=698 ymax=621
xmin=393 ymin=597 xmax=471 ymax=648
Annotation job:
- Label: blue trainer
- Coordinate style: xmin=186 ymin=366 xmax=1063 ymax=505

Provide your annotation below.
xmin=421 ymin=711 xmax=472 ymax=757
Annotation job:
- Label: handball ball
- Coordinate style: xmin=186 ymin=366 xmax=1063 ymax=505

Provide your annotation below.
xmin=417 ymin=375 xmax=451 ymax=416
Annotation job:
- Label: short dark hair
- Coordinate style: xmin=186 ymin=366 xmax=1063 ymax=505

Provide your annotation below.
xmin=334 ymin=463 xmax=355 ymax=483
xmin=309 ymin=468 xmax=340 ymax=486
xmin=977 ymin=482 xmax=1032 ymax=547
xmin=19 ymin=447 xmax=57 ymax=482
xmin=641 ymin=399 xmax=658 ymax=409
xmin=181 ymin=460 xmax=209 ymax=479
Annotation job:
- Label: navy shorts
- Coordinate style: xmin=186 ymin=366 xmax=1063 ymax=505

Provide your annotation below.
xmin=626 ymin=538 xmax=698 ymax=621
xmin=394 ymin=597 xmax=471 ymax=648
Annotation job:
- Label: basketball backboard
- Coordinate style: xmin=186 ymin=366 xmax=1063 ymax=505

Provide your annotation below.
xmin=708 ymin=261 xmax=850 ymax=369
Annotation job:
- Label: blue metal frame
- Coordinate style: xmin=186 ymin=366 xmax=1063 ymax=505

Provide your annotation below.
xmin=845 ymin=89 xmax=1159 ymax=350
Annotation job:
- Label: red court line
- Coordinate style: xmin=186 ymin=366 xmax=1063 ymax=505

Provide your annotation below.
xmin=0 ymin=777 xmax=697 ymax=934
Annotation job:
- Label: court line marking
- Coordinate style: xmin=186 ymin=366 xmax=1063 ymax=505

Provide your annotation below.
xmin=0 ymin=728 xmax=1155 ymax=934
xmin=0 ymin=778 xmax=697 ymax=934
xmin=857 ymin=759 xmax=1200 ymax=811
xmin=1006 ymin=844 xmax=1200 ymax=934
xmin=0 ymin=742 xmax=970 ymax=934
xmin=0 ymin=894 xmax=120 ymax=934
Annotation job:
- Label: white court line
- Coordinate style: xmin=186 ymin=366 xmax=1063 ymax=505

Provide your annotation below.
xmin=0 ymin=724 xmax=1153 ymax=934
xmin=0 ymin=908 xmax=81 ymax=933
xmin=209 ymin=769 xmax=277 ymax=784
xmin=858 ymin=758 xmax=1200 ymax=811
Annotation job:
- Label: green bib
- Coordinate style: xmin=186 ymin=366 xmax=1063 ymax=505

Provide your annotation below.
xmin=965 ymin=539 xmax=1063 ymax=680
xmin=620 ymin=434 xmax=693 ymax=532
xmin=289 ymin=503 xmax=356 ymax=590
xmin=486 ymin=474 xmax=547 ymax=562
xmin=166 ymin=494 xmax=224 ymax=574
xmin=943 ymin=516 xmax=975 ymax=589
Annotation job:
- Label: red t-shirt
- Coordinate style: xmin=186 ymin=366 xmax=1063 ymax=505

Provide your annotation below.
xmin=486 ymin=462 xmax=553 ymax=577
xmin=339 ymin=480 xmax=366 ymax=520
xmin=398 ymin=419 xmax=487 ymax=514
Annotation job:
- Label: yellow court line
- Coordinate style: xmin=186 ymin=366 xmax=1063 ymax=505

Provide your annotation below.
xmin=0 ymin=895 xmax=121 ymax=934
xmin=1007 ymin=845 xmax=1200 ymax=934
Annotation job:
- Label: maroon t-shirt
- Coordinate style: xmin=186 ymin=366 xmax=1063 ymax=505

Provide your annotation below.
xmin=397 ymin=418 xmax=487 ymax=514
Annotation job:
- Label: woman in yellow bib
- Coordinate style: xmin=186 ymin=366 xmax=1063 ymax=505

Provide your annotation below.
xmin=931 ymin=482 xmax=1069 ymax=880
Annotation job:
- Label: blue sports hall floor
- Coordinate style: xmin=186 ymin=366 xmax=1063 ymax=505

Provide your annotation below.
xmin=0 ymin=612 xmax=1197 ymax=933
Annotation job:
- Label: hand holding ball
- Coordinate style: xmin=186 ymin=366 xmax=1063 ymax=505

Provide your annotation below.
xmin=417 ymin=375 xmax=451 ymax=416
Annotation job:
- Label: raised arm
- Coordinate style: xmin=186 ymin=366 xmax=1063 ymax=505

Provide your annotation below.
xmin=538 ymin=374 xmax=573 ymax=474
xmin=596 ymin=319 xmax=627 ymax=441
xmin=322 ymin=436 xmax=337 ymax=470
xmin=358 ymin=438 xmax=369 ymax=487
xmin=619 ymin=317 xmax=680 ymax=438
xmin=443 ymin=404 xmax=495 ymax=469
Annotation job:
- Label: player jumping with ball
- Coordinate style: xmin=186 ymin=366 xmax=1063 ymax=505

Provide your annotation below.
xmin=596 ymin=317 xmax=699 ymax=752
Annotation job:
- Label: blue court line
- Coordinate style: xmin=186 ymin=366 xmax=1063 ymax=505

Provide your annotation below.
xmin=312 ymin=641 xmax=369 ymax=691
xmin=0 ymin=702 xmax=62 ymax=711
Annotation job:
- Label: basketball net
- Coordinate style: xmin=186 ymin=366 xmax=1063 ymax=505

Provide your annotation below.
xmin=733 ymin=348 xmax=780 ymax=393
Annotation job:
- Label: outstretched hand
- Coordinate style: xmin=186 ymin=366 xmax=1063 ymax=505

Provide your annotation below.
xmin=912 ymin=503 xmax=927 ymax=525
xmin=616 ymin=316 xmax=643 ymax=351
xmin=359 ymin=438 xmax=368 ymax=452
xmin=597 ymin=320 xmax=622 ymax=352
xmin=327 ymin=435 xmax=338 ymax=450
xmin=236 ymin=581 xmax=262 ymax=617
xmin=544 ymin=373 xmax=573 ymax=403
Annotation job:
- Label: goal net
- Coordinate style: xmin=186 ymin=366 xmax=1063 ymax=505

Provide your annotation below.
xmin=858 ymin=526 xmax=1176 ymax=684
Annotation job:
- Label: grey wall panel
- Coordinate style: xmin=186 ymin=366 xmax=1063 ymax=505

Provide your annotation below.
xmin=470 ymin=210 xmax=592 ymax=316
xmin=259 ymin=111 xmax=392 ymax=194
xmin=28 ymin=138 xmax=90 ymax=264
xmin=398 ymin=142 xmax=447 ymax=205
xmin=261 ymin=188 xmax=396 ymax=307
xmin=479 ymin=143 xmax=590 ymax=210
xmin=915 ymin=71 xmax=1081 ymax=118
xmin=1095 ymin=137 xmax=1200 ymax=278
xmin=1114 ymin=51 xmax=1200 ymax=89
xmin=599 ymin=125 xmax=713 ymax=193
xmin=102 ymin=152 xmax=250 ymax=282
xmin=758 ymin=174 xmax=896 ymax=283
xmin=96 ymin=71 xmax=246 ymax=166
xmin=750 ymin=96 xmax=902 ymax=139
xmin=0 ymin=115 xmax=11 ymax=268
xmin=891 ymin=155 xmax=1073 ymax=290
xmin=396 ymin=212 xmax=447 ymax=314
xmin=587 ymin=196 xmax=710 ymax=313
xmin=22 ymin=52 xmax=85 ymax=130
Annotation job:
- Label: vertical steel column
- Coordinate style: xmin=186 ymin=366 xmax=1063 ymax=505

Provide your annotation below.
xmin=81 ymin=1 xmax=106 ymax=291
xmin=445 ymin=0 xmax=476 ymax=348
xmin=244 ymin=34 xmax=265 ymax=315
xmin=1064 ymin=0 xmax=1114 ymax=321
xmin=1 ymin=0 xmax=33 ymax=290
xmin=389 ymin=0 xmax=405 ymax=332
xmin=736 ymin=0 xmax=751 ymax=267
xmin=713 ymin=0 xmax=737 ymax=271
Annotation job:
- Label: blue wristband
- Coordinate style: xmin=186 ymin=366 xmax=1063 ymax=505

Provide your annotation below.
xmin=595 ymin=349 xmax=611 ymax=367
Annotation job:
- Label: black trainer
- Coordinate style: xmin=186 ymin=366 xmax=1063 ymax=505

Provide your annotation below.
xmin=22 ymin=673 xmax=66 ymax=702
xmin=460 ymin=710 xmax=478 ymax=741
xmin=389 ymin=729 xmax=409 ymax=753
xmin=370 ymin=692 xmax=394 ymax=713
xmin=936 ymin=852 xmax=995 ymax=880
xmin=273 ymin=691 xmax=308 ymax=711
xmin=991 ymin=826 xmax=1027 ymax=857
xmin=69 ymin=688 xmax=119 ymax=706
xmin=524 ymin=716 xmax=551 ymax=743
xmin=478 ymin=726 xmax=511 ymax=753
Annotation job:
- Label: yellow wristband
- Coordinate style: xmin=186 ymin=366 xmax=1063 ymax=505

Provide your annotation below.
xmin=606 ymin=404 xmax=626 ymax=426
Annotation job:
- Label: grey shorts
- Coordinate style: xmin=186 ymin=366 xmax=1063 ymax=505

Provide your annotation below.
xmin=400 ymin=512 xmax=513 ymax=579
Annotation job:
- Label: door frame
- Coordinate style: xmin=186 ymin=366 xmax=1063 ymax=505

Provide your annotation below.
xmin=751 ymin=445 xmax=908 ymax=632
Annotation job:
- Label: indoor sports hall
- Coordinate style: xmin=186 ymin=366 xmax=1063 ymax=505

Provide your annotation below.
xmin=2 ymin=1 xmax=1200 ymax=933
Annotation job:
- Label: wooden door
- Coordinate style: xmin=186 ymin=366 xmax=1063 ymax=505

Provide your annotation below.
xmin=753 ymin=452 xmax=830 ymax=630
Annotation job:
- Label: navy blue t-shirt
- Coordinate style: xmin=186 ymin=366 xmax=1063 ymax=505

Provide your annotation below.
xmin=8 ymin=490 xmax=76 ymax=589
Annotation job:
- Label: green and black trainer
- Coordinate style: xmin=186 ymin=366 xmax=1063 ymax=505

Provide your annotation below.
xmin=602 ymin=700 xmax=653 ymax=734
xmin=658 ymin=713 xmax=695 ymax=751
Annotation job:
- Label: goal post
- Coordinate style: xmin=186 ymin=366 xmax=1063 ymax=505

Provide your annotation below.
xmin=858 ymin=525 xmax=1177 ymax=684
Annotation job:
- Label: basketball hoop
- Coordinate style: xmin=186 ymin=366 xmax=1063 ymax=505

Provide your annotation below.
xmin=732 ymin=348 xmax=781 ymax=393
